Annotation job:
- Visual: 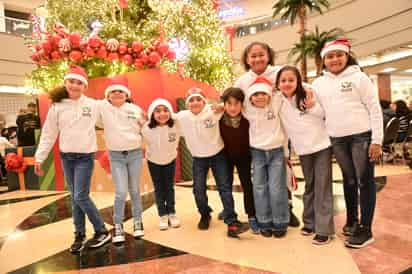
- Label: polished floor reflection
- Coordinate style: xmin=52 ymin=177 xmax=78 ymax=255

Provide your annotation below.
xmin=0 ymin=164 xmax=411 ymax=274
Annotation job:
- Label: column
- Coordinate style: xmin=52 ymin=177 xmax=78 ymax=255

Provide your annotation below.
xmin=377 ymin=73 xmax=391 ymax=101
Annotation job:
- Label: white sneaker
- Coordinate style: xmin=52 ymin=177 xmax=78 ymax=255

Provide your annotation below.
xmin=159 ymin=215 xmax=169 ymax=230
xmin=133 ymin=221 xmax=144 ymax=238
xmin=112 ymin=224 xmax=125 ymax=243
xmin=169 ymin=214 xmax=181 ymax=228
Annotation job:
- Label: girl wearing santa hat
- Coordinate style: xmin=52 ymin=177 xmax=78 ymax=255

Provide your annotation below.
xmin=276 ymin=65 xmax=334 ymax=245
xmin=243 ymin=76 xmax=290 ymax=238
xmin=312 ymin=38 xmax=383 ymax=248
xmin=99 ymin=75 xmax=145 ymax=244
xmin=234 ymin=42 xmax=300 ymax=229
xmin=34 ymin=65 xmax=111 ymax=253
xmin=142 ymin=99 xmax=181 ymax=231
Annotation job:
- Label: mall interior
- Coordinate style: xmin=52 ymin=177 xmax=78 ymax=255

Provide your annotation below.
xmin=0 ymin=0 xmax=411 ymax=273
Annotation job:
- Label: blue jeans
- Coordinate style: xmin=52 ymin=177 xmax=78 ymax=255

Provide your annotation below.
xmin=192 ymin=150 xmax=237 ymax=225
xmin=250 ymin=147 xmax=289 ymax=231
xmin=331 ymin=131 xmax=376 ymax=227
xmin=109 ymin=149 xmax=143 ymax=224
xmin=148 ymin=160 xmax=176 ymax=217
xmin=60 ymin=152 xmax=106 ymax=234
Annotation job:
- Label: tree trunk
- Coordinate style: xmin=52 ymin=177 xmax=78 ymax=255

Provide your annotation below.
xmin=298 ymin=6 xmax=307 ymax=82
xmin=315 ymin=55 xmax=323 ymax=76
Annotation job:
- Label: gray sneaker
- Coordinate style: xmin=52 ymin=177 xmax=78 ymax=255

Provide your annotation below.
xmin=112 ymin=224 xmax=125 ymax=243
xmin=133 ymin=221 xmax=144 ymax=238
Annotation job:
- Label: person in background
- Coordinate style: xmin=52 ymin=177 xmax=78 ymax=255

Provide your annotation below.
xmin=0 ymin=135 xmax=14 ymax=181
xmin=16 ymin=102 xmax=40 ymax=146
xmin=380 ymin=100 xmax=395 ymax=128
xmin=391 ymin=100 xmax=412 ymax=142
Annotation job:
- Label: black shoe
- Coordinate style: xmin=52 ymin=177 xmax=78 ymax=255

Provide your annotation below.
xmin=312 ymin=234 xmax=331 ymax=246
xmin=300 ymin=227 xmax=314 ymax=236
xmin=345 ymin=226 xmax=374 ymax=248
xmin=289 ymin=207 xmax=300 ymax=227
xmin=198 ymin=214 xmax=211 ymax=230
xmin=227 ymin=220 xmax=249 ymax=238
xmin=88 ymin=231 xmax=111 ymax=248
xmin=261 ymin=229 xmax=273 ymax=237
xmin=273 ymin=230 xmax=287 ymax=238
xmin=343 ymin=222 xmax=360 ymax=236
xmin=69 ymin=233 xmax=85 ymax=253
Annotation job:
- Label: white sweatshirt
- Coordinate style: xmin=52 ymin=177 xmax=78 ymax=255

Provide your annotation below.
xmin=35 ymin=95 xmax=99 ymax=164
xmin=142 ymin=122 xmax=180 ymax=165
xmin=234 ymin=65 xmax=282 ymax=92
xmin=175 ymin=105 xmax=224 ymax=158
xmin=0 ymin=136 xmax=14 ymax=157
xmin=312 ymin=65 xmax=384 ymax=144
xmin=98 ymin=100 xmax=144 ymax=151
xmin=280 ymin=95 xmax=331 ymax=156
xmin=243 ymin=91 xmax=287 ymax=151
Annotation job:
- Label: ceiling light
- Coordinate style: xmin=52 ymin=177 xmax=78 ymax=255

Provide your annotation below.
xmin=404 ymin=69 xmax=412 ymax=73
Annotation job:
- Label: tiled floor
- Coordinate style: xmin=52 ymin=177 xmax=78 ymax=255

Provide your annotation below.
xmin=0 ymin=164 xmax=411 ymax=274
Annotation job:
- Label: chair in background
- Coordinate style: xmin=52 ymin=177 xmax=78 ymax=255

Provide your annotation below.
xmin=381 ymin=117 xmax=400 ymax=164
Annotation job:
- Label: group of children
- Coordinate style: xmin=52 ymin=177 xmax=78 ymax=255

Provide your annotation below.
xmin=33 ymin=38 xmax=383 ymax=253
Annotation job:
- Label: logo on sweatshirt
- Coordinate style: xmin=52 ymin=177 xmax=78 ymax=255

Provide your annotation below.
xmin=204 ymin=118 xmax=216 ymax=128
xmin=340 ymin=81 xmax=353 ymax=92
xmin=82 ymin=106 xmax=92 ymax=117
xmin=168 ymin=133 xmax=177 ymax=142
xmin=267 ymin=110 xmax=276 ymax=120
xmin=126 ymin=111 xmax=137 ymax=120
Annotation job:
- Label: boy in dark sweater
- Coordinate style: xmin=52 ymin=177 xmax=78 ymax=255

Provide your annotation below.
xmin=219 ymin=87 xmax=259 ymax=233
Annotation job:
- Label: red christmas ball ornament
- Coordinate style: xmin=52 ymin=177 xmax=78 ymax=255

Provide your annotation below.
xmin=51 ymin=34 xmax=62 ymax=48
xmin=88 ymin=36 xmax=103 ymax=48
xmin=30 ymin=52 xmax=40 ymax=62
xmin=118 ymin=42 xmax=128 ymax=54
xmin=132 ymin=41 xmax=143 ymax=53
xmin=41 ymin=41 xmax=52 ymax=54
xmin=97 ymin=46 xmax=107 ymax=59
xmin=127 ymin=47 xmax=133 ymax=54
xmin=69 ymin=50 xmax=83 ymax=62
xmin=139 ymin=53 xmax=149 ymax=64
xmin=134 ymin=59 xmax=144 ymax=69
xmin=69 ymin=32 xmax=82 ymax=48
xmin=35 ymin=44 xmax=42 ymax=51
xmin=86 ymin=47 xmax=95 ymax=58
xmin=106 ymin=38 xmax=120 ymax=52
xmin=79 ymin=38 xmax=88 ymax=51
xmin=107 ymin=52 xmax=119 ymax=61
xmin=149 ymin=51 xmax=161 ymax=65
xmin=58 ymin=38 xmax=71 ymax=53
xmin=166 ymin=50 xmax=176 ymax=61
xmin=122 ymin=54 xmax=133 ymax=65
xmin=38 ymin=59 xmax=49 ymax=66
xmin=51 ymin=51 xmax=61 ymax=61
xmin=157 ymin=43 xmax=169 ymax=56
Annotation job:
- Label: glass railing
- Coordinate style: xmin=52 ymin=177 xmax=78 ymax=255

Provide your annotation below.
xmin=0 ymin=16 xmax=32 ymax=36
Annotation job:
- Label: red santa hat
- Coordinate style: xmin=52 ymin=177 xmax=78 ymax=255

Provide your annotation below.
xmin=247 ymin=76 xmax=273 ymax=98
xmin=64 ymin=65 xmax=88 ymax=86
xmin=185 ymin=87 xmax=207 ymax=105
xmin=104 ymin=75 xmax=131 ymax=98
xmin=147 ymin=98 xmax=174 ymax=120
xmin=321 ymin=38 xmax=351 ymax=59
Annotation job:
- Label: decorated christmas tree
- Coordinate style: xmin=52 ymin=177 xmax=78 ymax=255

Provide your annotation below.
xmin=27 ymin=0 xmax=233 ymax=92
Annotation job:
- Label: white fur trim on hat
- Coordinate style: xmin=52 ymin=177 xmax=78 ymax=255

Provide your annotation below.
xmin=104 ymin=85 xmax=131 ymax=98
xmin=247 ymin=83 xmax=272 ymax=99
xmin=321 ymin=44 xmax=350 ymax=59
xmin=64 ymin=73 xmax=88 ymax=86
xmin=148 ymin=98 xmax=174 ymax=120
xmin=185 ymin=93 xmax=206 ymax=105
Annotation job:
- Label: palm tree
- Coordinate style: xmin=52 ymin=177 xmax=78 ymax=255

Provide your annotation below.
xmin=273 ymin=0 xmax=330 ymax=81
xmin=305 ymin=26 xmax=344 ymax=76
xmin=288 ymin=35 xmax=312 ymax=77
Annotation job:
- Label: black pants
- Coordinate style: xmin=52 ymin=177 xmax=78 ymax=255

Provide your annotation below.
xmin=227 ymin=154 xmax=256 ymax=217
xmin=0 ymin=155 xmax=6 ymax=178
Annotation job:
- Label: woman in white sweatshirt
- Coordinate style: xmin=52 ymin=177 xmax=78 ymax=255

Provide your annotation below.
xmin=34 ymin=65 xmax=111 ymax=253
xmin=99 ymin=75 xmax=145 ymax=244
xmin=277 ymin=66 xmax=334 ymax=245
xmin=142 ymin=99 xmax=181 ymax=231
xmin=312 ymin=39 xmax=383 ymax=249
